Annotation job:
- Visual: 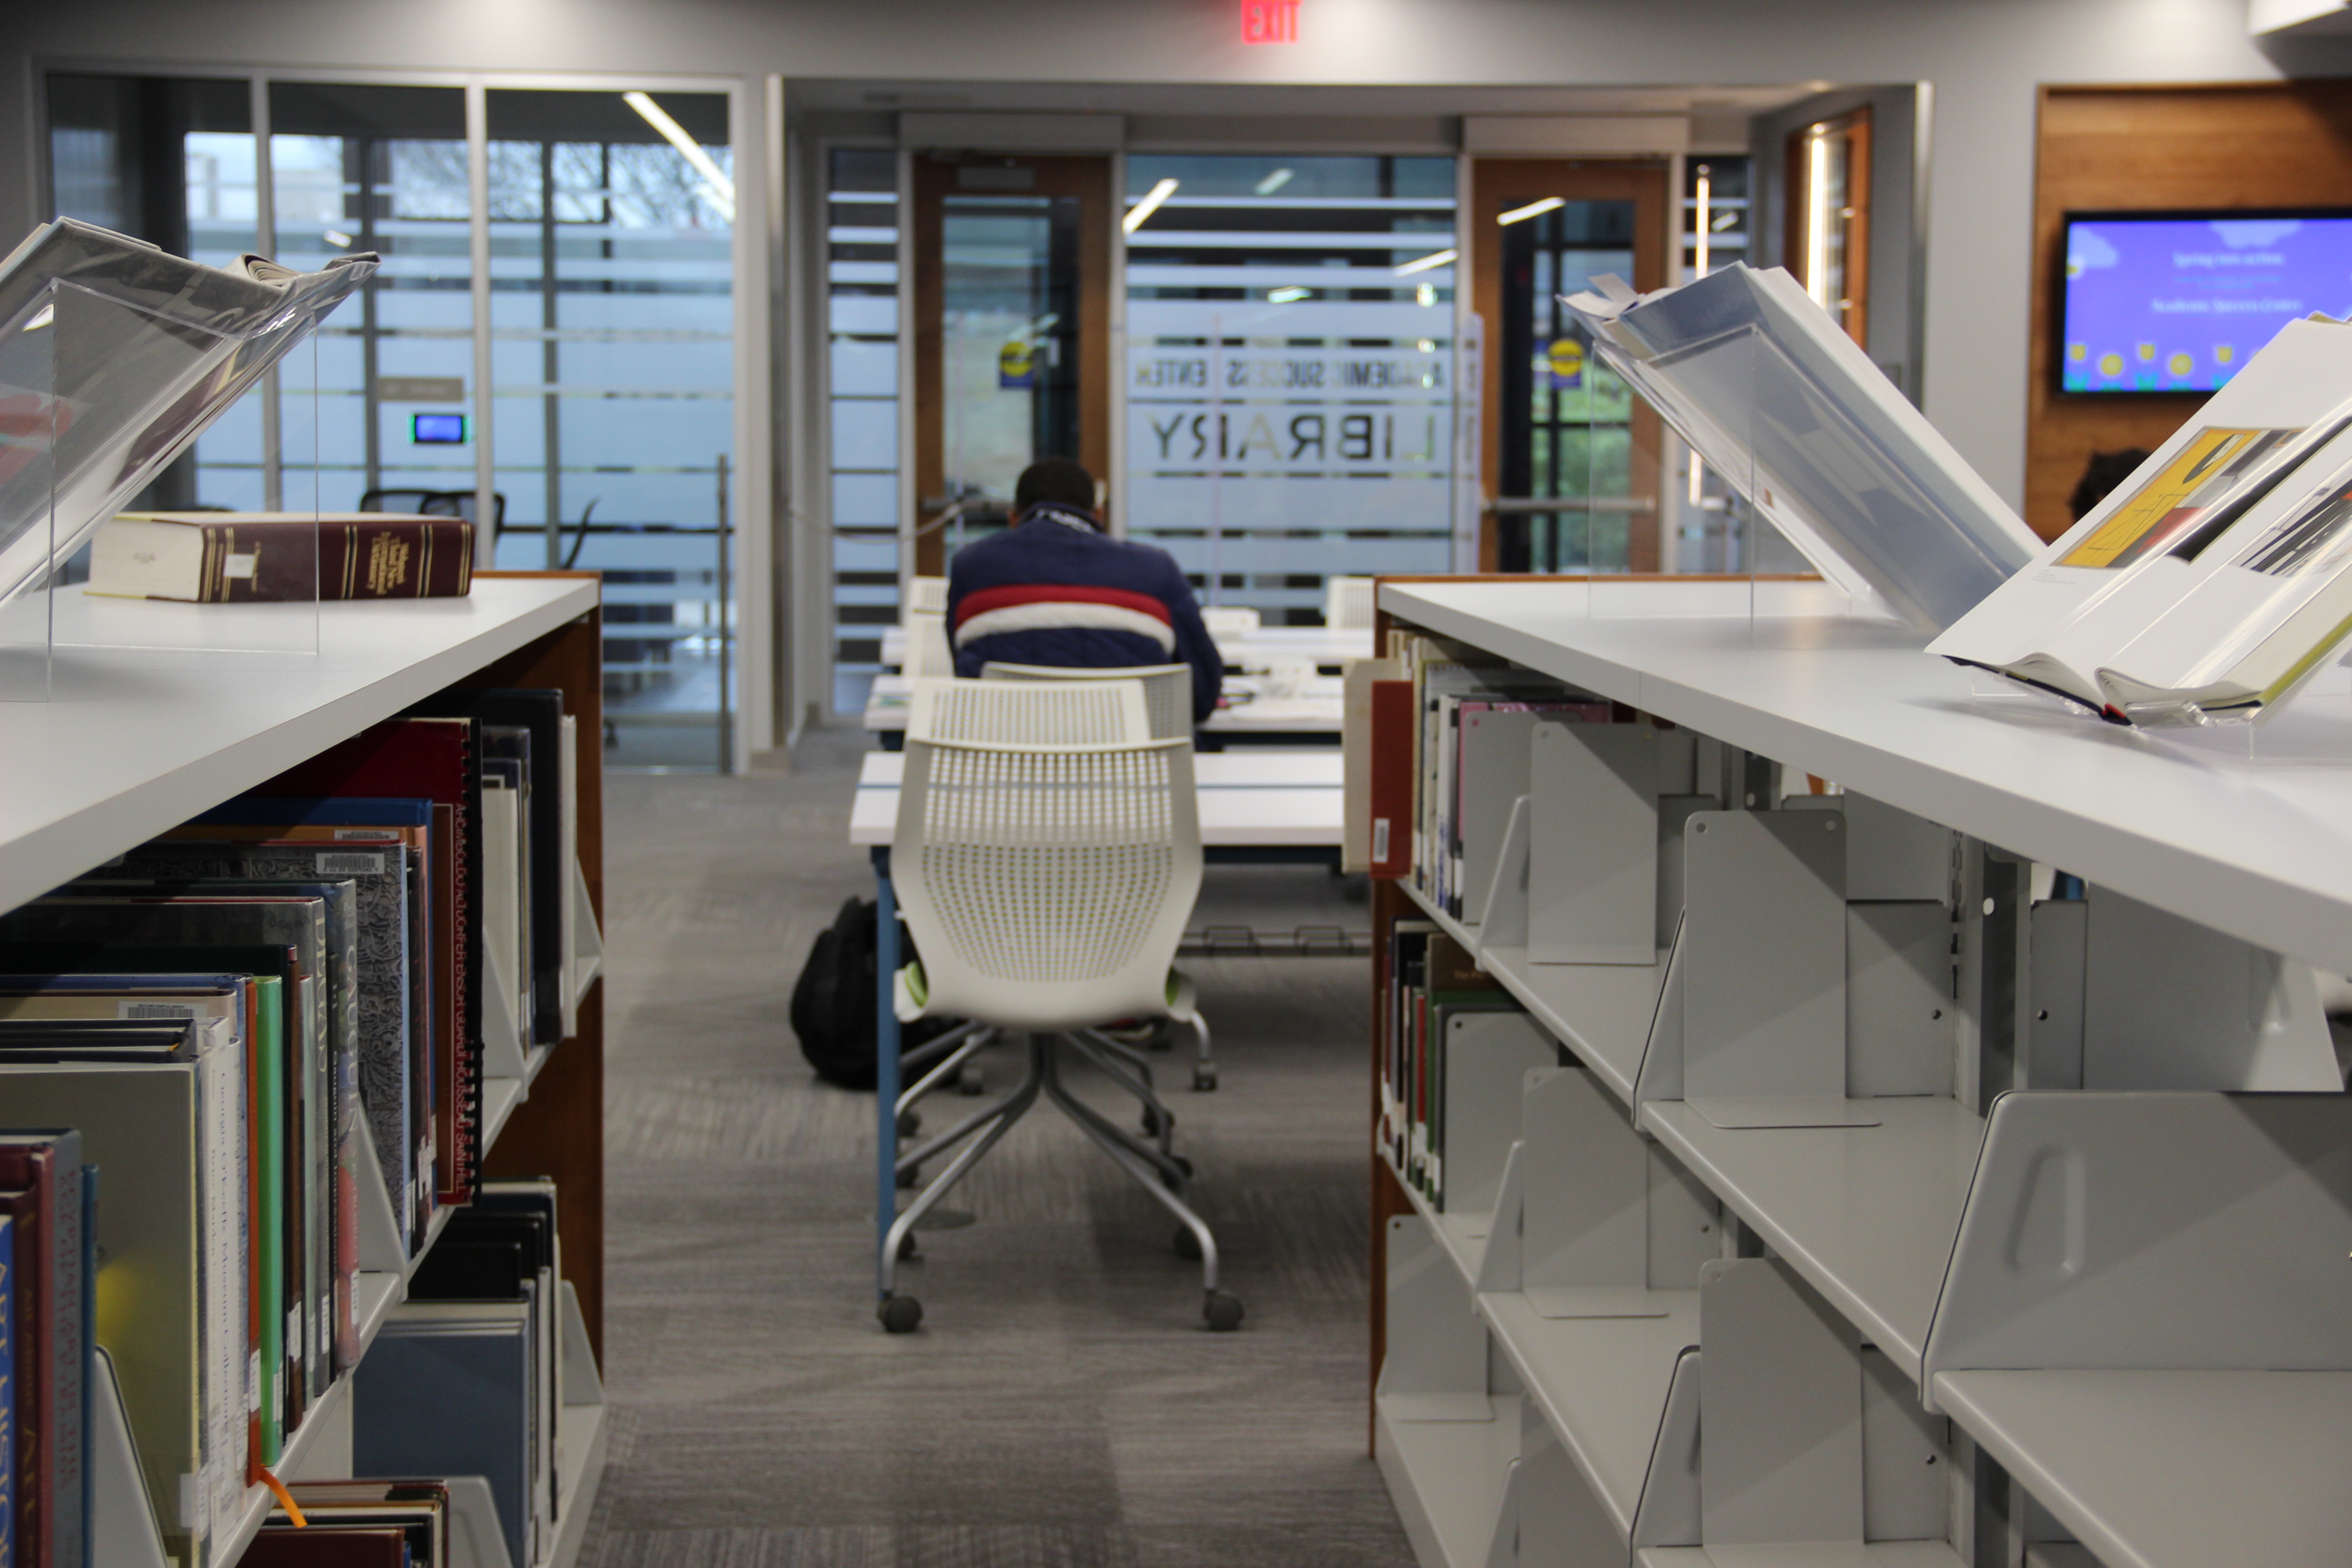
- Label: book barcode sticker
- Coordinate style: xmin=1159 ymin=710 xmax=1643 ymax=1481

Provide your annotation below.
xmin=332 ymin=829 xmax=401 ymax=842
xmin=1372 ymin=817 xmax=1390 ymax=863
xmin=223 ymin=552 xmax=257 ymax=579
xmin=120 ymin=1001 xmax=196 ymax=1020
xmin=316 ymin=851 xmax=385 ymax=875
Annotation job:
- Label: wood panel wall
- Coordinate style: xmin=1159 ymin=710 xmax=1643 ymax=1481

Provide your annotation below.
xmin=2028 ymin=83 xmax=2352 ymax=538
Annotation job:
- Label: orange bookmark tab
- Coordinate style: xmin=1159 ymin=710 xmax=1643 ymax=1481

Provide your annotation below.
xmin=261 ymin=1467 xmax=308 ymax=1526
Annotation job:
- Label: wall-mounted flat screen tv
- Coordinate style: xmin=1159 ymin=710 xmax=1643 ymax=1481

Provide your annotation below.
xmin=2058 ymin=208 xmax=2352 ymax=394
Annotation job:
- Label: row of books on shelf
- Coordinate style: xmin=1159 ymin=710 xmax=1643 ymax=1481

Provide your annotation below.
xmin=0 ymin=684 xmax=599 ymax=1568
xmin=1382 ymin=924 xmax=1524 ymax=1208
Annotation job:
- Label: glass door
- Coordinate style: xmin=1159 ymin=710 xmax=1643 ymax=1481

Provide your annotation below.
xmin=911 ymin=154 xmax=1111 ymax=577
xmin=1469 ymin=159 xmax=1669 ymax=573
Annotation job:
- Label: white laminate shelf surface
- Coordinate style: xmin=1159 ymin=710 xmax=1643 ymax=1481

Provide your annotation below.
xmin=1379 ymin=579 xmax=2352 ymax=977
xmin=0 ymin=579 xmax=601 ymax=914
xmin=1393 ymin=1168 xmax=1692 ymax=1544
xmin=1639 ymin=1096 xmax=1983 ymax=1385
xmin=1935 ymin=1368 xmax=2352 ymax=1568
xmin=1376 ymin=1395 xmax=1519 ymax=1568
xmin=1638 ymin=1544 xmax=1966 ymax=1567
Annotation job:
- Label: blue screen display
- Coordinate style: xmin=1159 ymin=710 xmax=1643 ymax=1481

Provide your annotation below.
xmin=411 ymin=412 xmax=467 ymax=444
xmin=2060 ymin=212 xmax=2352 ymax=394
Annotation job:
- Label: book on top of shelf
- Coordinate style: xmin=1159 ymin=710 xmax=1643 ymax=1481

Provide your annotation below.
xmin=1929 ymin=314 xmax=2352 ymax=724
xmin=86 ymin=512 xmax=475 ymax=604
xmin=0 ymin=1131 xmax=83 ymax=1568
xmin=1564 ymin=262 xmax=2042 ymax=631
xmin=0 ymin=1014 xmax=251 ymax=1568
xmin=0 ymin=220 xmax=374 ymax=609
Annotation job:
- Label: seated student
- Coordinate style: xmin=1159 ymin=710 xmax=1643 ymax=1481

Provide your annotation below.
xmin=946 ymin=457 xmax=1224 ymax=725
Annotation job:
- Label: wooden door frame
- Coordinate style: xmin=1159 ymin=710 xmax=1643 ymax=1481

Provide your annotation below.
xmin=1784 ymin=106 xmax=1873 ymax=349
xmin=1467 ymin=157 xmax=1671 ymax=573
xmin=910 ymin=152 xmax=1114 ymax=575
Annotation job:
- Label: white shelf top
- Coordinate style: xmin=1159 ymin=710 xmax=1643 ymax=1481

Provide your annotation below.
xmin=1936 ymin=1368 xmax=2352 ymax=1568
xmin=1381 ymin=579 xmax=2352 ymax=976
xmin=0 ymin=578 xmax=599 ymax=915
xmin=850 ymin=748 xmax=1342 ymax=847
xmin=1639 ymin=1544 xmax=1965 ymax=1567
xmin=1377 ymin=1394 xmax=1520 ymax=1568
xmin=1640 ymin=1096 xmax=1984 ymax=1385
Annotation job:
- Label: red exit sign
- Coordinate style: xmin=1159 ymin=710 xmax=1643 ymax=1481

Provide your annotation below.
xmin=1241 ymin=0 xmax=1298 ymax=42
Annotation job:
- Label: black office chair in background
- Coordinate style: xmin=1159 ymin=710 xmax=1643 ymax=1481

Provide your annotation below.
xmin=359 ymin=488 xmax=507 ymax=529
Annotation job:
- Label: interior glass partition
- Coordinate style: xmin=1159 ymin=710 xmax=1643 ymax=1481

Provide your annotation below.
xmin=1122 ymin=154 xmax=1459 ymax=622
xmin=483 ymin=88 xmax=737 ymax=770
xmin=825 ymin=147 xmax=902 ymax=715
xmin=44 ymin=70 xmax=744 ymax=769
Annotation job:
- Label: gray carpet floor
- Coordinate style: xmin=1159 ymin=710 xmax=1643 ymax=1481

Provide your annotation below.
xmin=576 ymin=730 xmax=1414 ymax=1568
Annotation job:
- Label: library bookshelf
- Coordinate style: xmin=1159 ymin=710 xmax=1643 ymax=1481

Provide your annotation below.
xmin=1367 ymin=575 xmax=2352 ymax=1568
xmin=0 ymin=572 xmax=609 ymax=1568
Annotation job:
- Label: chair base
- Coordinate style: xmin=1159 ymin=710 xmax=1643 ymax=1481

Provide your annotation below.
xmin=877 ymin=1031 xmax=1239 ymax=1333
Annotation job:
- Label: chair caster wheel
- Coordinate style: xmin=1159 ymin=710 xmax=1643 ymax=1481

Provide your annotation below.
xmin=1203 ymin=1292 xmax=1244 ymax=1332
xmin=878 ymin=1294 xmax=923 ymax=1333
xmin=897 ymin=1233 xmax=919 ymax=1261
xmin=1140 ymin=1106 xmax=1169 ymax=1136
xmin=958 ymin=1063 xmax=985 ymax=1096
xmin=896 ymin=1164 xmax=919 ymax=1189
xmin=1192 ymin=1064 xmax=1218 ymax=1091
xmin=896 ymin=1108 xmax=921 ymax=1139
xmin=1174 ymin=1227 xmax=1202 ymax=1260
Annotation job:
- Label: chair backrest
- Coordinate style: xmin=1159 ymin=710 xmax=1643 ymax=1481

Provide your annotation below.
xmin=1201 ymin=604 xmax=1261 ymax=639
xmin=902 ymin=610 xmax=956 ymax=678
xmin=904 ymin=678 xmax=1149 ymax=746
xmin=894 ymin=735 xmax=1203 ymax=1030
xmin=905 ymin=575 xmax=949 ymax=616
xmin=980 ymin=660 xmax=1191 ymax=740
xmin=1324 ymin=575 xmax=1376 ymax=629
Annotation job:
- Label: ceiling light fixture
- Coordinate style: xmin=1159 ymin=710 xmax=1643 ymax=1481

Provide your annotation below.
xmin=1394 ymin=247 xmax=1457 ymax=276
xmin=1498 ymin=196 xmax=1565 ymax=227
xmin=1124 ymin=178 xmax=1180 ymax=234
xmin=623 ymin=90 xmax=736 ymax=221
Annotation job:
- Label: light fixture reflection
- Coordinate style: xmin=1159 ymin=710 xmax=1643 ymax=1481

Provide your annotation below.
xmin=1268 ymin=285 xmax=1310 ymax=304
xmin=1394 ymin=247 xmax=1457 ymax=276
xmin=1124 ymin=178 xmax=1180 ymax=234
xmin=623 ymin=90 xmax=736 ymax=221
xmin=324 ymin=229 xmax=355 ymax=249
xmin=1498 ymin=196 xmax=1564 ymax=226
xmin=1255 ymin=167 xmax=1295 ymax=196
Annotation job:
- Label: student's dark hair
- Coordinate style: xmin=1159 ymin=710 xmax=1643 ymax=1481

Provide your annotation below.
xmin=2069 ymin=447 xmax=2151 ymax=522
xmin=1014 ymin=457 xmax=1098 ymax=518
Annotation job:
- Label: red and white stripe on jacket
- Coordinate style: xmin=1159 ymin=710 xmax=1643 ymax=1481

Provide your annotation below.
xmin=950 ymin=583 xmax=1176 ymax=656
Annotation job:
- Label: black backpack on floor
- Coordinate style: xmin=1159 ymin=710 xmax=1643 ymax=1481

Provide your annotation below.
xmin=791 ymin=896 xmax=948 ymax=1088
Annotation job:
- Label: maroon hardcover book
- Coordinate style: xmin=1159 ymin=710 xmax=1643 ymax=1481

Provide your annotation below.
xmin=260 ymin=718 xmax=482 ymax=1207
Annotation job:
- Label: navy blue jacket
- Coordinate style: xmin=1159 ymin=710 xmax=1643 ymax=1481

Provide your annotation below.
xmin=946 ymin=505 xmax=1224 ymax=723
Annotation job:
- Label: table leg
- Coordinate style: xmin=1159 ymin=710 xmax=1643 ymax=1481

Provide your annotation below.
xmin=873 ymin=846 xmax=898 ymax=1298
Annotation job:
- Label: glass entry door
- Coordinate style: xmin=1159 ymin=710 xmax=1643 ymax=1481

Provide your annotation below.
xmin=911 ymin=155 xmax=1111 ymax=577
xmin=1470 ymin=160 xmax=1669 ymax=573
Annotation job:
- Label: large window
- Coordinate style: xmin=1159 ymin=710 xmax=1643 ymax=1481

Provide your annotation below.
xmin=45 ymin=72 xmax=741 ymax=771
xmin=1122 ymin=154 xmax=1461 ymax=622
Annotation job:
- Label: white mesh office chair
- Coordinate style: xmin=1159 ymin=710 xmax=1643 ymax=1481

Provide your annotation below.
xmin=878 ymin=732 xmax=1236 ymax=1335
xmin=1323 ymin=575 xmax=1376 ymax=630
xmin=979 ymin=660 xmax=1193 ymax=741
xmin=902 ymin=610 xmax=956 ymax=678
xmin=906 ymin=575 xmax=949 ymax=616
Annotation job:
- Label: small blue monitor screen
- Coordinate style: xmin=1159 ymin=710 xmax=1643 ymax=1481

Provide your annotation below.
xmin=2060 ymin=211 xmax=2352 ymax=394
xmin=412 ymin=412 xmax=467 ymax=444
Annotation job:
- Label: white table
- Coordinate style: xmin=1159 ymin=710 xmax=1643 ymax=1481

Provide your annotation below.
xmin=876 ymin=621 xmax=1373 ymax=671
xmin=861 ymin=671 xmax=1345 ymax=736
